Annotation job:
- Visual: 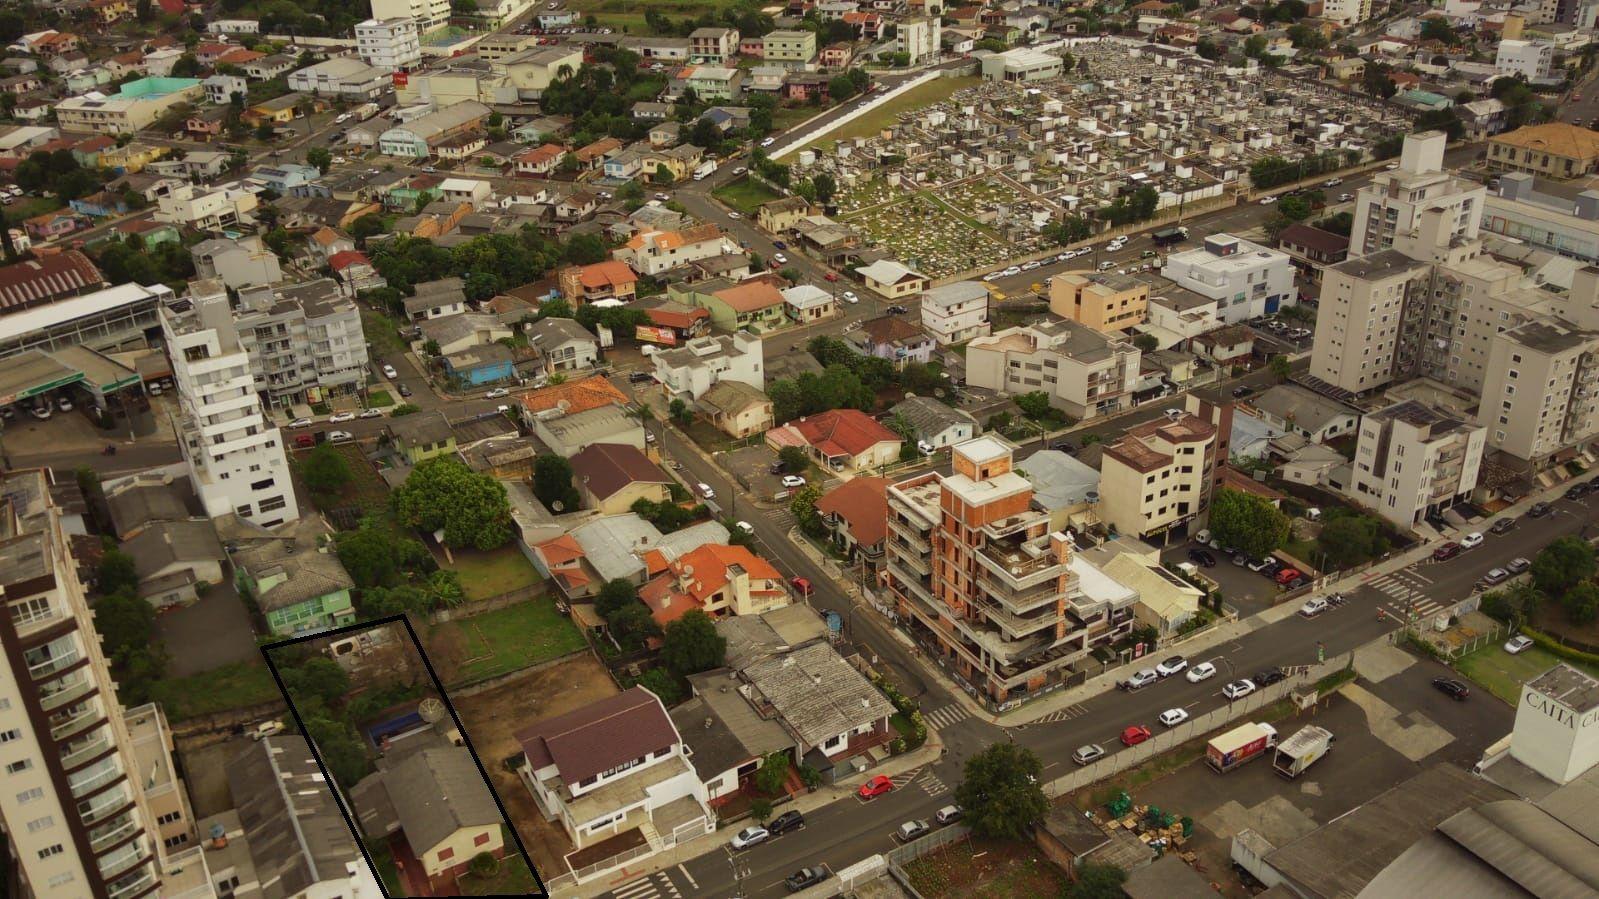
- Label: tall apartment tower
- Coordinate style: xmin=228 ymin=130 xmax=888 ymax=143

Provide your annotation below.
xmin=1348 ymin=131 xmax=1484 ymax=258
xmin=0 ymin=470 xmax=177 ymax=898
xmin=162 ymin=282 xmax=299 ymax=528
xmin=882 ymin=437 xmax=1135 ymax=704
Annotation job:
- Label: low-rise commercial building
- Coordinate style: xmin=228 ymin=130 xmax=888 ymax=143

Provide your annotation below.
xmin=54 ymin=76 xmax=202 ymax=134
xmin=1488 ymin=122 xmax=1599 ymax=180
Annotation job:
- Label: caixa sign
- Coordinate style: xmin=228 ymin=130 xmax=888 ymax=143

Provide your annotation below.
xmin=1524 ymin=691 xmax=1599 ymax=730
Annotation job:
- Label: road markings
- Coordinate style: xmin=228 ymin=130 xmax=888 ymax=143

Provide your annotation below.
xmin=924 ymin=704 xmax=971 ymax=729
xmin=611 ymin=872 xmax=681 ymax=899
xmin=677 ymin=865 xmax=697 ymax=891
xmin=1031 ymin=704 xmax=1089 ymax=724
xmin=920 ymin=771 xmax=950 ymax=797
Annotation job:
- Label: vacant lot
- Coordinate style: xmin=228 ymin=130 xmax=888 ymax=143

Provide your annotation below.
xmin=902 ymin=835 xmax=1069 ymax=898
xmin=451 ymin=653 xmax=619 ymax=879
xmin=289 ymin=442 xmax=390 ymax=520
xmin=150 ymin=660 xmax=281 ymax=722
xmin=1455 ymin=641 xmax=1599 ymax=704
xmin=444 ymin=545 xmax=541 ymax=602
xmin=711 ymin=177 xmax=783 ymax=215
xmin=431 ymin=598 xmax=586 ymax=685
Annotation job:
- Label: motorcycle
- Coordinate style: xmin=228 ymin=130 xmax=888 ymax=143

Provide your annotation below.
xmin=101 ymin=445 xmax=117 ymax=456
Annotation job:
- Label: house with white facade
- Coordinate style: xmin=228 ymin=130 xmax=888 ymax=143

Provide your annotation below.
xmin=920 ymin=280 xmax=991 ymax=345
xmin=615 ymin=224 xmax=736 ymax=277
xmin=356 ymin=17 xmax=422 ymax=71
xmin=1160 ymin=233 xmax=1297 ymax=324
xmin=652 ymin=331 xmax=763 ymax=400
xmin=154 ymin=183 xmax=259 ymax=232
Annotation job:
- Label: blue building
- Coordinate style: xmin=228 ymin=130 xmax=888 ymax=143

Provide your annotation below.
xmin=442 ymin=343 xmax=515 ymax=387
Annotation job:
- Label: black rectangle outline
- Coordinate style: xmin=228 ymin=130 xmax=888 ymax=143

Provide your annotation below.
xmin=261 ymin=613 xmax=550 ymax=898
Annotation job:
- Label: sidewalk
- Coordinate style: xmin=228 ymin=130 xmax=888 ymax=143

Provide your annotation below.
xmin=554 ymin=731 xmax=945 ymax=899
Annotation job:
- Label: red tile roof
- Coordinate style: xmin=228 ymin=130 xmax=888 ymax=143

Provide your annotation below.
xmin=671 ymin=544 xmax=782 ymax=604
xmin=814 ymin=476 xmax=889 ymax=549
xmin=712 ymin=281 xmax=784 ymax=313
xmin=514 ymin=687 xmax=678 ymax=784
xmin=326 ymin=250 xmax=370 ymax=272
xmin=519 ymin=375 xmax=628 ymax=416
xmin=644 ymin=303 xmax=708 ymax=330
xmin=0 ymin=250 xmax=103 ymax=310
xmin=792 ymin=409 xmax=901 ymax=459
xmin=575 ymin=260 xmax=637 ymax=290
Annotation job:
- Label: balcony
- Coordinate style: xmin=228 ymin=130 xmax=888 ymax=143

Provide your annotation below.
xmin=966 ymin=590 xmax=1061 ymax=640
xmin=79 ymin=785 xmax=132 ymax=828
xmin=51 ymin=707 xmax=105 ymax=744
xmin=70 ymin=761 xmax=123 ymax=799
xmin=88 ymin=813 xmax=139 ymax=853
xmin=975 ymin=541 xmax=1066 ymax=591
xmin=100 ymin=841 xmax=151 ymax=889
xmin=12 ymin=601 xmax=65 ymax=639
xmin=28 ymin=648 xmax=82 ymax=681
xmin=40 ymin=673 xmax=94 ymax=712
xmin=106 ymin=867 xmax=157 ymax=899
xmin=61 ymin=734 xmax=111 ymax=770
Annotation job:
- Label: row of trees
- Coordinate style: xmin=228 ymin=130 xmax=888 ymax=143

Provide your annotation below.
xmin=765 ymin=336 xmax=949 ymax=424
xmin=1249 ymin=151 xmax=1347 ymax=191
xmin=367 ymin=227 xmax=580 ymax=302
xmin=1484 ymin=536 xmax=1599 ymax=626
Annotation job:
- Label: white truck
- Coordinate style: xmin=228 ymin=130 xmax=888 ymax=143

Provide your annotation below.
xmin=352 ymin=102 xmax=381 ymax=122
xmin=1272 ymin=725 xmax=1333 ymax=778
xmin=692 ymin=160 xmax=717 ymax=180
xmin=1206 ymin=722 xmax=1278 ymax=774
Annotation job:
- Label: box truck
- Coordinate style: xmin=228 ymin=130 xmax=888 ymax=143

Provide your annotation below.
xmin=1206 ymin=722 xmax=1277 ymax=774
xmin=1272 ymin=726 xmax=1332 ymax=779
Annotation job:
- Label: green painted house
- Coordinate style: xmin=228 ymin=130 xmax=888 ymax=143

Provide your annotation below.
xmin=387 ymin=410 xmax=458 ymax=465
xmin=669 ymin=278 xmax=787 ymax=332
xmin=235 ymin=542 xmax=357 ymax=636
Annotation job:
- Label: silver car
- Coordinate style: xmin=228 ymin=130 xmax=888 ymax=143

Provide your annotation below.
xmin=1073 ymin=743 xmax=1105 ymax=764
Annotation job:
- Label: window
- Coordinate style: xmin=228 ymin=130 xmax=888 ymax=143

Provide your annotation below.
xmin=36 ymin=844 xmax=62 ymax=859
xmin=0 ymin=730 xmax=20 ymax=744
xmin=158 ymin=810 xmax=183 ymax=825
xmin=25 ymin=816 xmax=52 ymax=833
xmin=6 ymin=760 xmax=32 ymax=775
xmin=438 ymin=847 xmax=454 ymax=861
xmin=474 ymin=832 xmax=492 ymax=847
xmin=17 ymin=787 xmax=42 ymax=804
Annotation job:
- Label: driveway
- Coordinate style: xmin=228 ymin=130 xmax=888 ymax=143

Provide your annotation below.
xmin=154 ymin=579 xmax=262 ymax=677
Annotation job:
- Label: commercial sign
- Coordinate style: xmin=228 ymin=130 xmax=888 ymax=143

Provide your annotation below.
xmin=1524 ymin=689 xmax=1599 ymax=730
xmin=635 ymin=325 xmax=678 ymax=346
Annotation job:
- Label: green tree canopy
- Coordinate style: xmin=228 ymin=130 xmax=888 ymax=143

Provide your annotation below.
xmin=1316 ymin=514 xmax=1389 ymax=569
xmin=392 ymin=457 xmax=513 ymax=550
xmin=1065 ymin=862 xmax=1129 ymax=899
xmin=596 ymin=578 xmax=640 ymax=618
xmin=298 ymin=443 xmax=352 ymax=497
xmin=779 ymin=446 xmax=810 ymax=473
xmin=953 ymin=742 xmax=1048 ymax=839
xmin=532 ymin=454 xmax=582 ymax=515
xmin=661 ymin=610 xmax=727 ymax=677
xmin=279 ymin=656 xmax=350 ymax=708
xmin=98 ymin=549 xmax=140 ymax=596
xmin=1533 ymin=536 xmax=1597 ymax=595
xmin=1209 ymin=488 xmax=1291 ymax=558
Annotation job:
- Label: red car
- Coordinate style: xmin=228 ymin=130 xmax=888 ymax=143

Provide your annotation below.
xmin=858 ymin=775 xmax=893 ymax=799
xmin=1432 ymin=542 xmax=1462 ymax=562
xmin=791 ymin=577 xmax=812 ymax=595
xmin=1274 ymin=567 xmax=1303 ymax=585
xmin=824 ymin=271 xmax=839 ymax=282
xmin=1120 ymin=725 xmax=1152 ymax=747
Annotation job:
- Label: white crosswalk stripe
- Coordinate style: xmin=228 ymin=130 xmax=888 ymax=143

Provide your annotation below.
xmin=890 ymin=767 xmax=924 ymax=788
xmin=920 ymin=772 xmax=950 ymax=796
xmin=612 ymin=872 xmax=680 ymax=899
xmin=1032 ymin=704 xmax=1089 ymax=724
xmin=923 ymin=704 xmax=970 ymax=729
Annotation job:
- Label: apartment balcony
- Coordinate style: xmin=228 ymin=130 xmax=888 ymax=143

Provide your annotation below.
xmin=79 ymin=785 xmax=133 ymax=828
xmin=28 ymin=648 xmax=82 ymax=681
xmin=60 ymin=733 xmax=112 ymax=770
xmin=975 ymin=570 xmax=1068 ymax=616
xmin=886 ymin=560 xmax=934 ymax=605
xmin=51 ymin=708 xmax=106 ymax=744
xmin=39 ymin=672 xmax=95 ymax=712
xmin=887 ymin=514 xmax=929 ymax=547
xmin=88 ymin=812 xmax=139 ymax=854
xmin=967 ymin=590 xmax=1062 ymax=640
xmin=100 ymin=842 xmax=153 ymax=892
xmin=106 ymin=867 xmax=157 ymax=899
xmin=975 ymin=539 xmax=1067 ymax=591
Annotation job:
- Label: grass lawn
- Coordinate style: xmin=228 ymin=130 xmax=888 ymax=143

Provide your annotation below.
xmin=711 ymin=177 xmax=783 ymax=215
xmin=458 ymin=850 xmax=539 ymax=894
xmin=366 ymin=389 xmax=395 ymax=408
xmin=1455 ymin=642 xmax=1599 ymax=704
xmin=903 ymin=836 xmax=1068 ymax=898
xmin=772 ymin=105 xmax=819 ymax=130
xmin=11 ymin=195 xmax=63 ymax=221
xmin=445 ymin=545 xmax=540 ymax=602
xmin=436 ymin=599 xmax=586 ymax=684
xmin=807 ymin=76 xmax=982 ymax=149
xmin=362 ymin=309 xmax=405 ymax=354
xmin=149 ymin=661 xmax=280 ymax=722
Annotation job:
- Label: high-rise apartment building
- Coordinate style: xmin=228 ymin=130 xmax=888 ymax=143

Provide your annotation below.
xmin=1322 ymin=0 xmax=1372 ymax=25
xmin=234 ymin=281 xmax=369 ymax=410
xmin=1348 ymin=131 xmax=1484 ymax=259
xmin=163 ymin=283 xmax=299 ymax=528
xmin=1096 ymin=415 xmax=1218 ymax=539
xmin=0 ymin=469 xmax=198 ymax=899
xmin=1480 ymin=318 xmax=1599 ymax=467
xmin=882 ymin=437 xmax=1137 ymax=703
xmin=355 ymin=17 xmax=421 ymax=71
xmin=1347 ymin=400 xmax=1486 ymax=528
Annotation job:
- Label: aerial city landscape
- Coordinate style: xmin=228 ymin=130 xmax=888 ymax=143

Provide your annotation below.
xmin=2 ymin=0 xmax=1599 ymax=895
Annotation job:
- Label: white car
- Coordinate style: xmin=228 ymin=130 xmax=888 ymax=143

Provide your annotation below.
xmin=327 ymin=411 xmax=356 ymax=423
xmin=1299 ymin=597 xmax=1328 ymax=617
xmin=761 ymin=137 xmax=776 ymax=147
xmin=773 ymin=253 xmax=788 ymax=264
xmin=287 ymin=417 xmax=313 ymax=429
xmin=1158 ymin=708 xmax=1189 ymax=727
xmin=328 ymin=430 xmax=354 ymax=443
xmin=1460 ymin=532 xmax=1484 ymax=549
xmin=1164 ymin=408 xmax=1183 ymax=419
xmin=1339 ymin=192 xmax=1354 ymax=202
xmin=359 ymin=408 xmax=384 ymax=419
xmin=1154 ymin=656 xmax=1187 ymax=677
xmin=1504 ymin=635 xmax=1534 ymax=654
xmin=1259 ymin=195 xmax=1278 ymax=205
xmin=842 ymin=291 xmax=858 ymax=303
xmin=1222 ymin=679 xmax=1257 ymax=700
xmin=382 ymin=364 xmax=399 ymax=379
xmin=1002 ymin=266 xmax=1022 ymax=277
xmin=728 ymin=211 xmax=741 ymax=219
xmin=485 ymin=387 xmax=510 ymax=399
xmin=781 ymin=475 xmax=807 ymax=488
xmin=1186 ymin=662 xmax=1217 ymax=683
xmin=1021 ymin=260 xmax=1042 ymax=271
xmin=735 ymin=521 xmax=755 ymax=534
xmin=730 ymin=826 xmax=769 ymax=849
xmin=698 ymin=482 xmax=715 ymax=499
xmin=733 ymin=166 xmax=747 ymax=175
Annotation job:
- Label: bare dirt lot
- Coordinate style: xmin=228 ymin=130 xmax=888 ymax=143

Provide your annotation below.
xmin=451 ymin=652 xmax=620 ymax=879
xmin=902 ymin=835 xmax=1070 ymax=898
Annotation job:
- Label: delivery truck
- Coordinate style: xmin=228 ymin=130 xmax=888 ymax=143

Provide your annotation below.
xmin=1272 ymin=725 xmax=1333 ymax=779
xmin=693 ymin=160 xmax=717 ymax=180
xmin=1206 ymin=722 xmax=1277 ymax=774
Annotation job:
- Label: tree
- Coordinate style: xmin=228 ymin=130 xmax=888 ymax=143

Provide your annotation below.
xmin=1209 ymin=488 xmax=1291 ymax=558
xmin=953 ymin=743 xmax=1048 ymax=840
xmin=812 ymin=172 xmax=837 ymax=205
xmin=350 ymin=213 xmax=386 ymax=241
xmin=98 ymin=549 xmax=140 ymax=596
xmin=790 ymin=484 xmax=825 ymax=536
xmin=1316 ymin=514 xmax=1388 ymax=569
xmin=779 ymin=446 xmax=809 ymax=473
xmin=1014 ymin=391 xmax=1055 ymax=421
xmin=597 ymin=579 xmax=640 ymax=617
xmin=1562 ymin=581 xmax=1599 ymax=625
xmin=1270 ymin=354 xmax=1292 ymax=381
xmin=661 ymin=610 xmax=727 ymax=677
xmin=532 ymin=454 xmax=582 ymax=514
xmin=391 ymin=457 xmax=513 ymax=550
xmin=606 ymin=600 xmax=660 ymax=646
xmin=336 ymin=518 xmax=432 ymax=589
xmin=1133 ymin=334 xmax=1159 ymax=352
xmin=637 ymin=667 xmax=683 ymax=705
xmin=668 ymin=398 xmax=691 ymax=426
xmin=1533 ymin=536 xmax=1597 ymax=596
xmin=1420 ymin=17 xmax=1458 ymax=44
xmin=170 ymin=53 xmax=201 ymax=78
xmin=1277 ymin=195 xmax=1313 ymax=222
xmin=652 ymin=163 xmax=674 ymax=184
xmin=1482 ymin=580 xmax=1544 ymax=625
xmin=299 ymin=443 xmax=352 ymax=497
xmin=280 ymin=656 xmax=351 ymax=708
xmin=755 ymin=751 xmax=791 ymax=795
xmin=306 ymin=146 xmax=332 ymax=175
xmin=92 ymin=589 xmax=166 ymax=703
xmin=750 ymin=798 xmax=773 ymax=824
xmin=1065 ymin=862 xmax=1128 ymax=899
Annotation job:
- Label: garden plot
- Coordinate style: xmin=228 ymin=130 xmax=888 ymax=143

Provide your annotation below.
xmin=843 ymin=191 xmax=1015 ymax=278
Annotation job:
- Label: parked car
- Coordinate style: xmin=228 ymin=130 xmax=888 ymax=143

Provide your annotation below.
xmin=1187 ymin=548 xmax=1217 ymax=567
xmin=1459 ymin=532 xmax=1484 ymax=549
xmin=785 ymin=867 xmax=828 ymax=892
xmin=327 ymin=411 xmax=356 ymax=423
xmin=328 ymin=430 xmax=353 ymax=443
xmin=358 ymin=408 xmax=383 ymax=419
xmin=1566 ymin=482 xmax=1589 ymax=500
xmin=1159 ymin=708 xmax=1189 ymax=727
xmin=1479 ymin=568 xmax=1509 ymax=587
xmin=1122 ymin=668 xmax=1158 ymax=691
xmin=1432 ymin=542 xmax=1462 ymax=561
xmin=1154 ymin=656 xmax=1187 ymax=677
xmin=731 ymin=826 xmax=770 ymax=849
xmin=895 ymin=820 xmax=930 ymax=842
xmin=1507 ymin=557 xmax=1532 ymax=574
xmin=485 ymin=387 xmax=510 ymax=399
xmin=1504 ymin=635 xmax=1534 ymax=655
xmin=1299 ymin=597 xmax=1328 ymax=617
xmin=1072 ymin=743 xmax=1105 ymax=764
xmin=697 ymin=482 xmax=715 ymax=498
xmin=1120 ymin=725 xmax=1152 ymax=746
xmin=398 ymin=384 xmax=412 ymax=397
xmin=293 ymin=433 xmax=315 ymax=448
xmin=1247 ymin=556 xmax=1274 ymax=573
xmin=842 ymin=291 xmax=859 ymax=304
xmin=887 ymin=305 xmax=909 ymax=314
xmin=791 ymin=577 xmax=812 ymax=595
xmin=768 ymin=810 xmax=804 ymax=835
xmin=1274 ymin=567 xmax=1302 ymax=585
xmin=1432 ymin=677 xmax=1470 ymax=700
xmin=1489 ymin=517 xmax=1516 ymax=535
xmin=1186 ymin=662 xmax=1217 ymax=683
xmin=1528 ymin=501 xmax=1553 ymax=518
xmin=1231 ymin=552 xmax=1250 ymax=567
xmin=1222 ymin=679 xmax=1256 ymax=700
xmin=1259 ymin=195 xmax=1278 ymax=205
xmin=934 ymin=805 xmax=962 ymax=825
xmin=1253 ymin=668 xmax=1286 ymax=687
xmin=858 ymin=775 xmax=893 ymax=798
xmin=735 ymin=521 xmax=755 ymax=535
xmin=382 ymin=364 xmax=399 ymax=379
xmin=781 ymin=475 xmax=807 ymax=488
xmin=287 ymin=417 xmax=313 ymax=429
xmin=1231 ymin=385 xmax=1254 ymax=398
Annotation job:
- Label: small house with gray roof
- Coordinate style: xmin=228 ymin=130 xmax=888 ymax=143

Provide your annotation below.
xmin=233 ymin=537 xmax=356 ymax=636
xmin=123 ymin=518 xmax=223 ymax=608
xmin=1251 ymin=383 xmax=1359 ymax=443
xmin=888 ymin=395 xmax=976 ymax=450
xmin=351 ymin=742 xmax=508 ymax=892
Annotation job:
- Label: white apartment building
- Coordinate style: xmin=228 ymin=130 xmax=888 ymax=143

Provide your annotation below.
xmin=1480 ymin=317 xmax=1599 ymax=467
xmin=615 ymin=226 xmax=737 ymax=277
xmin=163 ymin=284 xmax=300 ymax=527
xmin=355 ymin=17 xmax=421 ymax=71
xmin=1323 ymin=0 xmax=1372 ymax=24
xmin=652 ymin=331 xmax=763 ymax=400
xmin=1161 ymin=234 xmax=1297 ymax=323
xmin=154 ymin=184 xmax=259 ymax=233
xmin=370 ymin=0 xmax=450 ymax=33
xmin=1483 ymin=173 xmax=1599 ymax=263
xmin=1348 ymin=131 xmax=1484 ymax=258
xmin=1307 ymin=250 xmax=1433 ymax=394
xmin=921 ymin=281 xmax=991 ymax=345
xmin=1347 ymin=400 xmax=1486 ymax=529
xmin=0 ymin=469 xmax=186 ymax=899
xmin=1495 ymin=38 xmax=1555 ymax=81
xmin=1097 ymin=415 xmax=1218 ymax=539
xmin=286 ymin=57 xmax=391 ymax=100
xmin=965 ymin=319 xmax=1142 ymax=420
xmin=235 ymin=280 xmax=370 ymax=409
xmin=897 ymin=16 xmax=941 ymax=64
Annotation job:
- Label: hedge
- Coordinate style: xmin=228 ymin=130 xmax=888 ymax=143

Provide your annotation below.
xmin=1519 ymin=625 xmax=1599 ymax=667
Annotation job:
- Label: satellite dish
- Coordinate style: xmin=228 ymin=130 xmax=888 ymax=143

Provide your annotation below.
xmin=419 ymin=697 xmax=446 ymax=723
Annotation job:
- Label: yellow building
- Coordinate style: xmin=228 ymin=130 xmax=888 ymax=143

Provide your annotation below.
xmin=762 ymin=30 xmax=817 ymax=62
xmin=1048 ymin=271 xmax=1148 ymax=332
xmin=1488 ymin=122 xmax=1599 ymax=180
xmin=1098 ymin=414 xmax=1217 ymax=539
xmin=98 ymin=142 xmax=171 ymax=173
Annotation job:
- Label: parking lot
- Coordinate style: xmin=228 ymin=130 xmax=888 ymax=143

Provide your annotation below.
xmin=1163 ymin=540 xmax=1292 ymax=617
xmin=1246 ymin=310 xmax=1316 ymax=357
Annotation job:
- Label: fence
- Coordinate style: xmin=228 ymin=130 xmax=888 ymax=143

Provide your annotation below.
xmin=448 ymin=647 xmax=592 ymax=698
xmin=427 ymin=584 xmax=542 ymax=623
xmin=1039 ymin=651 xmax=1354 ymax=801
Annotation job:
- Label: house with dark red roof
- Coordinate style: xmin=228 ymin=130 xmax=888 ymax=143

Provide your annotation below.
xmin=514 ymin=686 xmax=714 ymax=857
xmin=570 ymin=442 xmax=671 ymax=514
xmin=638 ymin=543 xmax=788 ymax=626
xmin=0 ymin=250 xmax=105 ymax=312
xmin=328 ymin=250 xmax=385 ymax=296
xmin=814 ymin=476 xmax=889 ymax=569
xmin=767 ymin=409 xmax=903 ymax=473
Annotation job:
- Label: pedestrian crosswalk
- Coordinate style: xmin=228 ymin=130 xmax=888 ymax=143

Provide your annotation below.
xmin=889 ymin=768 xmax=924 ymax=789
xmin=609 ymin=871 xmax=683 ymax=899
xmin=1031 ymin=704 xmax=1090 ymax=725
xmin=923 ymin=704 xmax=970 ymax=730
xmin=1368 ymin=569 xmax=1450 ymax=621
xmin=917 ymin=770 xmax=950 ymax=797
xmin=764 ymin=507 xmax=794 ymax=526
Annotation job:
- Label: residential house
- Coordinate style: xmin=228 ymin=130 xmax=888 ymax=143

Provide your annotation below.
xmin=515 ymin=142 xmax=567 ymax=177
xmin=758 ymin=196 xmax=812 ymax=233
xmin=815 ymin=475 xmax=889 ymax=568
xmin=573 ymin=137 xmax=623 ymax=170
xmin=636 ymin=297 xmax=711 ymax=346
xmin=23 ymin=209 xmax=89 ymax=240
xmin=1250 ymin=383 xmax=1359 ymax=443
xmin=1097 ymin=415 xmax=1218 ymax=539
xmin=533 ymin=404 xmax=645 ymax=458
xmin=653 ymin=331 xmax=764 ymax=400
xmin=287 ymin=57 xmax=391 ymax=100
xmin=781 ymin=284 xmax=837 ymax=324
xmin=1101 ymin=550 xmax=1203 ymax=638
xmin=889 ymin=395 xmax=976 ymax=450
xmin=641 ymin=543 xmax=790 ymax=626
xmin=768 ymin=408 xmax=902 ymax=472
xmin=615 ymin=224 xmax=734 ymax=277
xmin=698 ymin=379 xmax=774 ymax=438
xmin=154 ymin=183 xmax=259 ymax=232
xmin=404 ymin=278 xmax=469 ymax=321
xmin=527 ymin=316 xmax=600 ymax=374
xmin=442 ymin=343 xmax=515 ymax=386
xmin=124 ymin=518 xmax=225 ymax=608
xmin=571 ymin=442 xmax=671 ymax=514
xmin=1192 ymin=325 xmax=1255 ymax=364
xmin=1487 ymin=122 xmax=1599 ymax=179
xmin=329 ymin=250 xmax=385 ymax=296
xmin=233 ymin=534 xmax=358 ymax=636
xmin=1277 ymin=222 xmax=1350 ymax=283
xmin=417 ymin=312 xmax=512 ymax=356
xmin=191 ymin=235 xmax=282 ymax=290
xmin=388 ymin=411 xmax=458 ymax=464
xmin=1049 ymin=272 xmax=1148 ymax=332
xmin=965 ymin=320 xmax=1142 ymax=421
xmin=921 ymin=280 xmax=991 ymax=344
xmin=559 ymin=260 xmax=639 ymax=303
xmin=850 ymin=315 xmax=936 ymax=366
xmin=689 ymin=27 xmax=739 ymax=63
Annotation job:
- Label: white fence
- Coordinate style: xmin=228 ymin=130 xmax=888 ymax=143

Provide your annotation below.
xmin=768 ymin=70 xmax=942 ymax=160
